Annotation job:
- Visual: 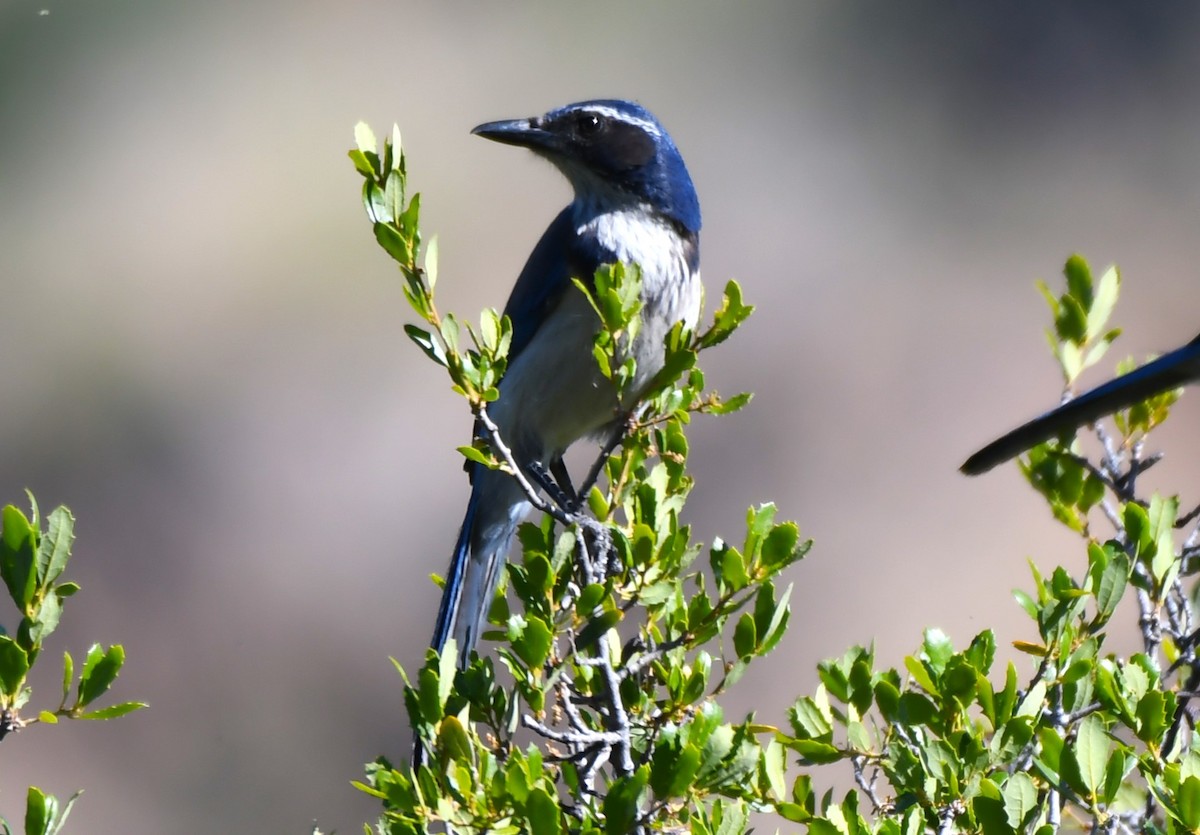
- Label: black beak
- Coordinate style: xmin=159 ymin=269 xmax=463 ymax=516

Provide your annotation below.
xmin=471 ymin=117 xmax=559 ymax=153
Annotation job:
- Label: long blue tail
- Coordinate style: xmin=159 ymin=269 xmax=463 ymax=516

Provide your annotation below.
xmin=962 ymin=334 xmax=1200 ymax=474
xmin=431 ymin=487 xmax=478 ymax=660
xmin=430 ymin=466 xmax=530 ymax=667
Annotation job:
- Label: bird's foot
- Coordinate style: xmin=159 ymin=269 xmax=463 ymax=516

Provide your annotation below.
xmin=529 ymin=460 xmax=580 ymax=514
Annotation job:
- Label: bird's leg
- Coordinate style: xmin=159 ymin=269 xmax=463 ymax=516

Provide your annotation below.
xmin=578 ymin=413 xmax=635 ymax=501
xmin=550 ymin=457 xmax=580 ymax=509
xmin=527 ymin=459 xmax=578 ymax=514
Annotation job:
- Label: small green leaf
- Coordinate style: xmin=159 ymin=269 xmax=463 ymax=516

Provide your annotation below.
xmin=436 ymin=714 xmax=472 ymax=762
xmin=1 ymin=504 xmax=37 ymax=611
xmin=354 ymin=121 xmax=378 ymax=156
xmin=1092 ymin=545 xmax=1128 ymax=621
xmin=388 ymin=124 xmax=403 ymax=171
xmin=1135 ymin=689 xmax=1169 ymax=745
xmin=1086 ymin=265 xmax=1120 ymax=342
xmin=0 ymin=635 xmax=30 ymax=697
xmin=1072 ymin=714 xmax=1109 ymax=797
xmin=78 ymin=701 xmax=148 ymax=720
xmin=788 ymin=695 xmax=833 ymax=740
xmin=509 ymin=614 xmax=553 ymax=669
xmin=347 ymin=148 xmax=374 ymax=177
xmin=761 ymin=522 xmax=799 ymax=569
xmin=904 ymin=655 xmax=938 ymax=696
xmin=1002 ymin=772 xmax=1037 ymax=828
xmin=24 ymin=786 xmax=49 ymax=835
xmin=764 ymin=739 xmax=787 ymax=799
xmin=732 ymin=613 xmax=756 ymax=659
xmin=36 ymin=506 xmax=73 ymax=587
xmin=603 ymin=766 xmax=648 ymax=835
xmin=665 ymin=744 xmax=703 ymax=798
xmin=61 ymin=650 xmax=73 ymax=705
xmin=526 ymin=787 xmax=561 ymax=835
xmin=77 ymin=644 xmax=124 ymax=708
xmin=404 ymin=325 xmax=448 ymax=367
xmin=1177 ymin=776 xmax=1200 ymax=830
xmin=787 ymin=738 xmax=842 ymax=764
xmin=373 ymin=222 xmax=412 ymax=267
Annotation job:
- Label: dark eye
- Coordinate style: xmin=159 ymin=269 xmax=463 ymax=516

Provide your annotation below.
xmin=575 ymin=112 xmax=605 ymax=138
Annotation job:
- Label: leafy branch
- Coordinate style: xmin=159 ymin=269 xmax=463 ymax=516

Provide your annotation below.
xmin=0 ymin=494 xmax=146 ymax=834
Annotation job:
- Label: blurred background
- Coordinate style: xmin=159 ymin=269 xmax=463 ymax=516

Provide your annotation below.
xmin=3 ymin=1 xmax=1200 ymax=830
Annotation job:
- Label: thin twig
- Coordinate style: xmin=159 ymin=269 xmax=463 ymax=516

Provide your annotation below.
xmin=475 ymin=404 xmax=572 ymax=525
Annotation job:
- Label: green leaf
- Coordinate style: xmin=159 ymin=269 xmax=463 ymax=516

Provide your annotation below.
xmin=436 ymin=714 xmax=471 ymax=762
xmin=403 ymin=325 xmax=448 ymax=367
xmin=1086 ymin=265 xmax=1120 ymax=341
xmin=373 ymin=221 xmax=412 ymax=267
xmin=707 ymin=391 xmax=752 ymax=415
xmin=1135 ymin=689 xmax=1169 ymax=745
xmin=698 ymin=280 xmax=754 ymax=349
xmin=382 ymin=170 xmax=405 ymax=226
xmin=732 ymin=613 xmax=756 ymax=659
xmin=764 ymin=738 xmax=787 ymax=799
xmin=78 ymin=701 xmax=148 ymax=720
xmin=509 ymin=614 xmax=553 ymax=669
xmin=1147 ymin=494 xmax=1180 ymax=590
xmin=457 ymin=445 xmax=497 ymax=468
xmin=25 ymin=588 xmax=62 ymax=648
xmin=922 ymin=628 xmax=953 ymax=674
xmin=717 ymin=546 xmax=749 ymax=592
xmin=0 ymin=504 xmax=37 ymax=611
xmin=788 ymin=739 xmax=842 ymax=764
xmin=1177 ymin=776 xmax=1200 ymax=830
xmin=903 ymin=655 xmax=938 ymax=696
xmin=61 ymin=650 xmax=73 ymax=706
xmin=788 ymin=695 xmax=833 ymax=740
xmin=603 ymin=766 xmax=648 ymax=835
xmin=354 ymin=121 xmax=378 ymax=156
xmin=77 ymin=644 xmax=125 ymax=708
xmin=526 ymin=787 xmax=562 ymax=835
xmin=388 ymin=124 xmax=403 ymax=172
xmin=656 ymin=741 xmax=702 ymax=798
xmin=761 ymin=522 xmax=800 ymax=569
xmin=347 ymin=148 xmax=374 ymax=178
xmin=1072 ymin=714 xmax=1109 ymax=798
xmin=1002 ymin=772 xmax=1037 ymax=829
xmin=1062 ymin=253 xmax=1092 ymax=308
xmin=1091 ymin=544 xmax=1128 ymax=621
xmin=24 ymin=786 xmax=50 ymax=835
xmin=0 ymin=635 xmax=30 ymax=698
xmin=576 ymin=608 xmax=621 ymax=648
xmin=755 ymin=582 xmax=792 ymax=656
xmin=1017 ymin=680 xmax=1046 ymax=718
xmin=36 ymin=507 xmax=73 ymax=587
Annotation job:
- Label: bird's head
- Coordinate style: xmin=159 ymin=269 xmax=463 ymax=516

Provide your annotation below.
xmin=472 ymin=99 xmax=701 ymax=235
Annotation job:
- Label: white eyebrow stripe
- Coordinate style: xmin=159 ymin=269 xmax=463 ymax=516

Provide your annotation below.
xmin=573 ymin=105 xmax=661 ymax=137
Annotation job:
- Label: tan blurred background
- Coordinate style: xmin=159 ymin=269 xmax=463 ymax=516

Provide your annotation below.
xmin=3 ymin=1 xmax=1200 ymax=830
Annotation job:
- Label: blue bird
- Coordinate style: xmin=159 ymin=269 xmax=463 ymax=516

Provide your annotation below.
xmin=432 ymin=100 xmax=703 ymax=667
xmin=961 ymin=334 xmax=1200 ymax=475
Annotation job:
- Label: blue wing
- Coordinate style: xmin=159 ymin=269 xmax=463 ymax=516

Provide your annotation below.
xmin=962 ymin=333 xmax=1200 ymax=474
xmin=501 ymin=207 xmax=607 ymax=362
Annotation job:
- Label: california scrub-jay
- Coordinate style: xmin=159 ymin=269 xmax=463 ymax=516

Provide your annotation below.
xmin=961 ymin=333 xmax=1200 ymax=475
xmin=432 ymin=100 xmax=703 ymax=666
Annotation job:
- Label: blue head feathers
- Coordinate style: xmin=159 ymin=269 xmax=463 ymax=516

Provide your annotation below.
xmin=472 ymin=99 xmax=701 ymax=236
